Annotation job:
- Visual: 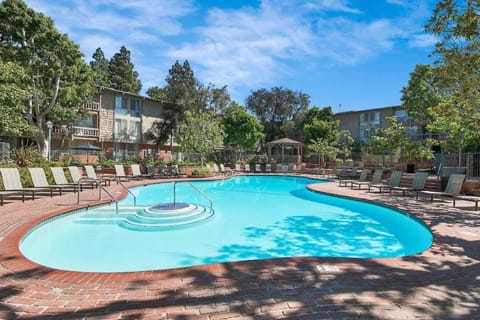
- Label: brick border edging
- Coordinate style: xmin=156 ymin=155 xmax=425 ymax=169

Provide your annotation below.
xmin=0 ymin=176 xmax=435 ymax=285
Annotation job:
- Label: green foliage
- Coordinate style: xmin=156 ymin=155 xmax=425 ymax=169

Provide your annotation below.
xmin=177 ymin=110 xmax=224 ymax=166
xmin=146 ymin=86 xmax=167 ymax=100
xmin=191 ymin=168 xmax=212 ymax=176
xmin=246 ymin=87 xmax=310 ymax=142
xmin=402 ymin=0 xmax=480 ymax=153
xmin=90 ymin=47 xmax=110 ymax=87
xmin=164 ymin=60 xmax=201 ymax=113
xmin=0 ymin=0 xmax=95 ymax=156
xmin=307 ymin=138 xmax=337 ymax=168
xmin=334 ymin=130 xmax=355 ymax=161
xmin=11 ymin=146 xmax=41 ymax=167
xmin=223 ymin=102 xmax=264 ymax=151
xmin=0 ymin=61 xmax=36 ymax=136
xmin=206 ymin=84 xmax=231 ymax=114
xmin=109 ymin=45 xmax=142 ymax=94
xmin=303 ymin=106 xmax=339 ymax=144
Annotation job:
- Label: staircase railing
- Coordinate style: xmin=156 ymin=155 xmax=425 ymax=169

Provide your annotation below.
xmin=173 ymin=181 xmax=212 ymax=211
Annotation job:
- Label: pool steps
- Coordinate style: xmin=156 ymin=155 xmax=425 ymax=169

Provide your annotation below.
xmin=77 ymin=203 xmax=214 ymax=229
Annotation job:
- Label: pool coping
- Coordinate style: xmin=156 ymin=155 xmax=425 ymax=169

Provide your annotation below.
xmin=0 ymin=174 xmax=479 ymax=319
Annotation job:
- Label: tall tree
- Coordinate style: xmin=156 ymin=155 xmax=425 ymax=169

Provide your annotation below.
xmin=109 ymin=45 xmax=142 ymax=94
xmin=402 ymin=0 xmax=480 ymax=153
xmin=0 ymin=0 xmax=94 ymax=157
xmin=90 ymin=47 xmax=110 ymax=87
xmin=206 ymin=84 xmax=231 ymax=114
xmin=303 ymin=106 xmax=339 ymax=144
xmin=177 ymin=110 xmax=224 ymax=167
xmin=164 ymin=60 xmax=200 ymax=112
xmin=0 ymin=61 xmax=35 ymax=136
xmin=246 ymin=87 xmax=310 ymax=143
xmin=223 ymin=102 xmax=264 ymax=161
xmin=146 ymin=86 xmax=167 ymax=101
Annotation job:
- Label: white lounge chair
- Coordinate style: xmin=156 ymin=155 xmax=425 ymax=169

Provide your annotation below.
xmin=0 ymin=167 xmax=52 ymax=204
xmin=29 ymin=167 xmax=78 ymax=195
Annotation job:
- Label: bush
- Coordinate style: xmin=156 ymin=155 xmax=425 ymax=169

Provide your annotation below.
xmin=192 ymin=168 xmax=212 ymax=176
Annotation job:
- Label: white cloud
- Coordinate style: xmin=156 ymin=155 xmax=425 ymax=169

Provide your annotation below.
xmin=301 ymin=0 xmax=362 ymax=14
xmin=409 ymin=33 xmax=438 ymax=48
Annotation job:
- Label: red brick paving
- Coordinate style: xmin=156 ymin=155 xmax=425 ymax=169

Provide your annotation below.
xmin=0 ymin=175 xmax=478 ymax=319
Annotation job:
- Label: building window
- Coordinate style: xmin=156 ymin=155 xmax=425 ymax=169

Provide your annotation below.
xmin=395 ymin=109 xmax=412 ymax=123
xmin=115 ymin=96 xmax=128 ymax=116
xmin=130 ymin=121 xmax=141 ymax=142
xmin=114 ymin=119 xmax=128 ymax=140
xmin=75 ymin=116 xmax=94 ymax=128
xmin=130 ymin=99 xmax=141 ymax=117
xmin=359 ymin=111 xmax=380 ymax=142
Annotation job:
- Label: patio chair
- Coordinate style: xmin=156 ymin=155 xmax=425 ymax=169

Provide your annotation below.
xmin=114 ymin=165 xmax=133 ymax=182
xmin=338 ymin=167 xmax=358 ymax=186
xmin=244 ymin=164 xmax=251 ymax=172
xmin=146 ymin=165 xmax=163 ymax=179
xmin=265 ymin=164 xmax=272 ymax=173
xmin=340 ymin=169 xmax=370 ymax=187
xmin=453 ymin=194 xmax=480 ymax=211
xmin=171 ymin=164 xmax=180 ymax=176
xmin=50 ymin=167 xmax=83 ymax=190
xmin=0 ymin=167 xmax=52 ymax=204
xmin=29 ymin=167 xmax=78 ymax=195
xmin=212 ymin=163 xmax=220 ymax=175
xmin=84 ymin=165 xmax=115 ymax=186
xmin=368 ymin=170 xmax=403 ymax=193
xmin=68 ymin=166 xmax=97 ymax=188
xmin=329 ymin=166 xmax=347 ymax=179
xmin=351 ymin=169 xmax=383 ymax=190
xmin=234 ymin=163 xmax=242 ymax=173
xmin=390 ymin=171 xmax=429 ymax=197
xmin=130 ymin=164 xmax=151 ymax=179
xmin=417 ymin=173 xmax=466 ymax=202
xmin=159 ymin=164 xmax=169 ymax=177
xmin=220 ymin=164 xmax=233 ymax=175
xmin=255 ymin=163 xmax=262 ymax=173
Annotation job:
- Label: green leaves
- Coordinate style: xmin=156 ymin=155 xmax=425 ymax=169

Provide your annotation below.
xmin=223 ymin=103 xmax=264 ymax=150
xmin=108 ymin=46 xmax=142 ymax=94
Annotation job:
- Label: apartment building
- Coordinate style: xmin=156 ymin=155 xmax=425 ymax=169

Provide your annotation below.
xmin=50 ymin=87 xmax=172 ymax=161
xmin=333 ymin=105 xmax=437 ymax=144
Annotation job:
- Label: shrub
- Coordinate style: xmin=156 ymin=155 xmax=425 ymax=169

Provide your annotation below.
xmin=192 ymin=168 xmax=212 ymax=176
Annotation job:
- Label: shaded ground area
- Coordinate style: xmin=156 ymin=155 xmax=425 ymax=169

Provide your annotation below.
xmin=0 ymin=175 xmax=478 ymax=319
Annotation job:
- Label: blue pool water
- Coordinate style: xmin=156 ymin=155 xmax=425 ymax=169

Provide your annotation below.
xmin=20 ymin=175 xmax=433 ymax=272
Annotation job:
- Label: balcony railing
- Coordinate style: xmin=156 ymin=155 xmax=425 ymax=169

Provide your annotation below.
xmin=409 ymin=133 xmax=447 ymax=141
xmin=71 ymin=126 xmax=99 ymax=138
xmin=81 ymin=101 xmax=100 ymax=111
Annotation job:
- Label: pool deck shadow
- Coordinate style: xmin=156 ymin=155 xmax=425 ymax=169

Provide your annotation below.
xmin=0 ymin=175 xmax=478 ymax=319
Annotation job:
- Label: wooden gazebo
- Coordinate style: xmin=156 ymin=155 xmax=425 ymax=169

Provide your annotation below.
xmin=266 ymin=138 xmax=303 ymax=164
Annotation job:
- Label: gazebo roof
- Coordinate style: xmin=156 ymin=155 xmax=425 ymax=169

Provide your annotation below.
xmin=266 ymin=138 xmax=303 ymax=146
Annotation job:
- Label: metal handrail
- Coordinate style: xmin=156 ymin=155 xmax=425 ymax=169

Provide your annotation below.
xmin=117 ymin=179 xmax=137 ymax=206
xmin=76 ymin=178 xmax=119 ymax=213
xmin=99 ymin=183 xmax=119 ymax=213
xmin=173 ymin=181 xmax=212 ymax=211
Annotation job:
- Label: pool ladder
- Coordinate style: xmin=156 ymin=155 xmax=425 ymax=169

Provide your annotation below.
xmin=173 ymin=181 xmax=213 ymax=211
xmin=77 ymin=178 xmax=136 ymax=214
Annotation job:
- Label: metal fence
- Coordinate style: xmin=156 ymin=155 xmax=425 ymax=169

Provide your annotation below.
xmin=437 ymin=152 xmax=480 ymax=179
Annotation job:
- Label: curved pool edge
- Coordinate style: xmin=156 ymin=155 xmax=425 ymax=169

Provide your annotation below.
xmin=306 ymin=182 xmax=434 ymax=245
xmin=1 ymin=174 xmax=479 ymax=320
xmin=0 ymin=175 xmax=462 ymax=282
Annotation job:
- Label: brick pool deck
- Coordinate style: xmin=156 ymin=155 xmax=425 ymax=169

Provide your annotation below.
xmin=0 ymin=175 xmax=478 ymax=319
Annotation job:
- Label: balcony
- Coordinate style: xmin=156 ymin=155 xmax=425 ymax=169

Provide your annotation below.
xmin=71 ymin=126 xmax=99 ymax=139
xmin=409 ymin=133 xmax=447 ymax=141
xmin=81 ymin=101 xmax=100 ymax=112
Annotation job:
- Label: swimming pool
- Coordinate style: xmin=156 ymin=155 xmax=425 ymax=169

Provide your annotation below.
xmin=20 ymin=175 xmax=433 ymax=272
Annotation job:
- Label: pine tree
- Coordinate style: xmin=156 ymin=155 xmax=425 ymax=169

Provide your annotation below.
xmin=90 ymin=47 xmax=110 ymax=87
xmin=108 ymin=45 xmax=142 ymax=94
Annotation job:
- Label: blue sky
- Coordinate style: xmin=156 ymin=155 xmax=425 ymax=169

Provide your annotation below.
xmin=26 ymin=0 xmax=438 ymax=112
